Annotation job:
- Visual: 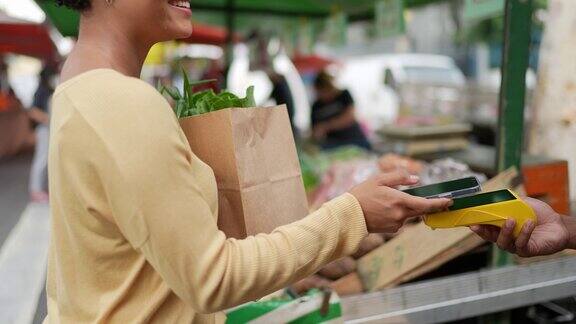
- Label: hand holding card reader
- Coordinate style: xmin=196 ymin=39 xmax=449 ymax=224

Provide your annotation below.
xmin=424 ymin=189 xmax=536 ymax=237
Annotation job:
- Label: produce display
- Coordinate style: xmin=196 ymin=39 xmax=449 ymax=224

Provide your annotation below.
xmin=418 ymin=158 xmax=487 ymax=186
xmin=299 ymin=145 xmax=373 ymax=193
xmin=293 ymin=147 xmax=488 ymax=296
xmin=159 ymin=71 xmax=255 ymax=118
xmin=309 ymin=159 xmax=379 ymax=210
xmin=378 ymin=153 xmax=425 ymax=175
xmin=305 ymin=149 xmax=486 ymax=209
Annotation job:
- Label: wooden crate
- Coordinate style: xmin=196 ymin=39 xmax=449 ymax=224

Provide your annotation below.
xmin=523 ymin=160 xmax=570 ymax=215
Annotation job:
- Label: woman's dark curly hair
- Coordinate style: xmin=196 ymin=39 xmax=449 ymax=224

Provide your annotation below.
xmin=55 ymin=0 xmax=91 ymax=11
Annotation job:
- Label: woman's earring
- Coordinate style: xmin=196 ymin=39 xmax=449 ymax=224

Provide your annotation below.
xmin=106 ymin=0 xmax=114 ymax=5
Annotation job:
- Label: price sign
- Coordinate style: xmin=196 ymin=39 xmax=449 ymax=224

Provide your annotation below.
xmin=464 ymin=0 xmax=505 ymax=21
xmin=375 ymin=0 xmax=405 ymax=39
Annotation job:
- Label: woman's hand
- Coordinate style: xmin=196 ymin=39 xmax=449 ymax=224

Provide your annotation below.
xmin=350 ymin=171 xmax=452 ymax=233
xmin=470 ymin=197 xmax=572 ymax=257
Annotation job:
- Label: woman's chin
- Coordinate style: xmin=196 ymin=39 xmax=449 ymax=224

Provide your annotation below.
xmin=177 ymin=29 xmax=193 ymax=40
xmin=173 ymin=24 xmax=193 ymax=40
xmin=160 ymin=27 xmax=192 ymax=41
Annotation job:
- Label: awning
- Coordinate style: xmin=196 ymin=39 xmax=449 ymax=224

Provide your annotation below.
xmin=292 ymin=54 xmax=335 ymax=74
xmin=34 ymin=0 xmax=240 ymax=45
xmin=0 ymin=11 xmax=58 ymax=62
xmin=36 ymin=0 xmax=449 ymax=37
xmin=182 ymin=23 xmax=242 ymax=45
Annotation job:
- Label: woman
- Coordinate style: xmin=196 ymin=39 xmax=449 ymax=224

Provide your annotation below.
xmin=46 ymin=1 xmax=450 ymax=323
xmin=311 ymin=71 xmax=371 ymax=150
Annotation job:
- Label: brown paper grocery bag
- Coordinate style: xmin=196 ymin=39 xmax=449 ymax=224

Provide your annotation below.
xmin=179 ymin=105 xmax=309 ymax=238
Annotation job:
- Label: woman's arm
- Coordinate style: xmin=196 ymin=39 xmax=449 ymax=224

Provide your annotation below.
xmin=106 ymin=129 xmax=366 ymax=313
xmin=313 ymin=90 xmax=358 ymax=138
xmin=86 ymin=88 xmax=366 ymax=313
xmin=28 ymin=107 xmax=50 ymax=124
xmin=322 ymin=105 xmax=357 ymax=131
xmin=312 ymin=106 xmax=357 ymax=140
xmin=86 ymin=80 xmax=448 ymax=314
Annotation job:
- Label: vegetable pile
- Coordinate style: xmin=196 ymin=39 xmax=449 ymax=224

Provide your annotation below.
xmin=159 ymin=71 xmax=255 ymax=118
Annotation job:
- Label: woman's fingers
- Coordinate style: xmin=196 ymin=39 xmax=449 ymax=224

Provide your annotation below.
xmin=496 ymin=219 xmax=516 ymax=252
xmin=402 ymin=194 xmax=451 ymax=214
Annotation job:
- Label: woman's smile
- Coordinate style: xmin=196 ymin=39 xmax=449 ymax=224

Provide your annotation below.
xmin=168 ymin=0 xmax=192 ymax=16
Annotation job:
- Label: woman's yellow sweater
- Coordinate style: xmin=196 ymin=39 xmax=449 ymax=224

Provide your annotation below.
xmin=46 ymin=69 xmax=367 ymax=323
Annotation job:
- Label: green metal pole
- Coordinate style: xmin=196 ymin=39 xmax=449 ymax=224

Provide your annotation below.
xmin=488 ymin=1 xmax=532 ymax=322
xmin=224 ymin=0 xmax=235 ymax=88
xmin=493 ymin=0 xmax=533 ymax=267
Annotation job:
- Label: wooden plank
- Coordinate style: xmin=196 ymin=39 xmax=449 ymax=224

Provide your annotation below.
xmin=338 ymin=235 xmax=484 ymax=296
xmin=391 ymin=234 xmax=485 ymax=286
xmin=515 ymin=249 xmax=576 ymax=265
xmin=357 ymin=222 xmax=474 ymax=291
xmin=481 ymin=167 xmax=519 ymax=192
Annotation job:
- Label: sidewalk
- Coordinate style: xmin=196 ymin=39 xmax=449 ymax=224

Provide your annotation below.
xmin=0 ymin=153 xmax=32 ymax=247
xmin=0 ymin=203 xmax=50 ymax=323
xmin=0 ymin=153 xmax=49 ymax=323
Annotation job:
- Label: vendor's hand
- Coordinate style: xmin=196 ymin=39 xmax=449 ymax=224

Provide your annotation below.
xmin=470 ymin=197 xmax=570 ymax=257
xmin=350 ymin=171 xmax=452 ymax=233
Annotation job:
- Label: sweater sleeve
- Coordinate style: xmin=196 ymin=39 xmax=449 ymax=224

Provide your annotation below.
xmin=87 ymin=82 xmax=368 ymax=314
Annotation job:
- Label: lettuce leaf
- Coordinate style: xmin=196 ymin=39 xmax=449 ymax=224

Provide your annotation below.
xmin=158 ymin=70 xmax=256 ymax=118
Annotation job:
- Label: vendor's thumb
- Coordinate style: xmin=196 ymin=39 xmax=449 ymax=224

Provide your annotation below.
xmin=376 ymin=170 xmax=419 ymax=187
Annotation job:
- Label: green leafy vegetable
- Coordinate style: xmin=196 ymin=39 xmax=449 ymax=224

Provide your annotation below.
xmin=158 ymin=70 xmax=256 ymax=118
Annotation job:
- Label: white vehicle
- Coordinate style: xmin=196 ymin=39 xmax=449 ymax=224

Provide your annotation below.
xmin=335 ymin=54 xmax=466 ymax=134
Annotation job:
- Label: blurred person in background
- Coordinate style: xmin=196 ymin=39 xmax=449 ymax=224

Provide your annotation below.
xmin=0 ymin=59 xmax=10 ymax=112
xmin=0 ymin=59 xmax=8 ymax=96
xmin=267 ymin=67 xmax=297 ymax=138
xmin=28 ymin=65 xmax=56 ymax=203
xmin=198 ymin=59 xmax=224 ymax=92
xmin=311 ymin=71 xmax=371 ymax=150
xmin=0 ymin=58 xmax=23 ymax=112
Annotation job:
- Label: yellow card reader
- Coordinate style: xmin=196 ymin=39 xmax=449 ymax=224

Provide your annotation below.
xmin=424 ymin=189 xmax=536 ymax=237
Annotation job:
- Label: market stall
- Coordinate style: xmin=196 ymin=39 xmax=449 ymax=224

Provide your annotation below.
xmin=0 ymin=10 xmax=54 ymax=159
xmin=36 ymin=0 xmax=574 ymax=322
xmin=0 ymin=108 xmax=34 ymax=160
xmin=0 ymin=11 xmax=58 ymax=62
